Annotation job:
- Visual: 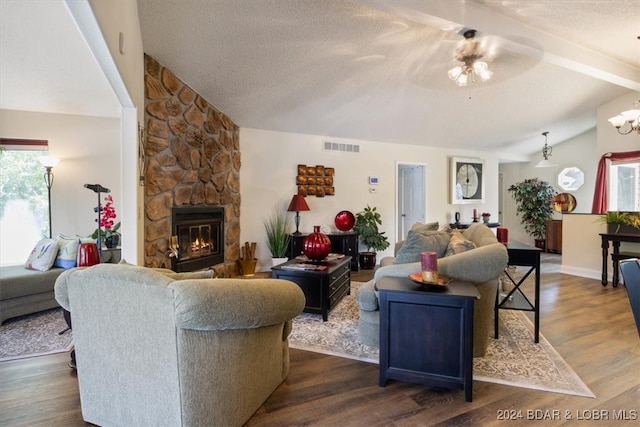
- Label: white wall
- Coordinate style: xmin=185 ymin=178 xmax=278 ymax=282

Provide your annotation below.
xmin=240 ymin=128 xmax=500 ymax=271
xmin=0 ymin=109 xmax=121 ymax=243
xmin=499 ymin=129 xmax=599 ymax=244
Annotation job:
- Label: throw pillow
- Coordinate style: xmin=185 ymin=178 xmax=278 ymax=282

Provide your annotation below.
xmin=54 ymin=234 xmax=81 ymax=269
xmin=393 ymin=230 xmax=450 ymax=264
xmin=411 ymin=221 xmax=439 ymax=234
xmin=444 ymin=232 xmax=477 ymax=257
xmin=25 ymin=238 xmax=59 ymax=271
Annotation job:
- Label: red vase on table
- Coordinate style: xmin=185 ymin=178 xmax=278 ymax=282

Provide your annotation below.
xmin=303 ymin=226 xmax=331 ymax=261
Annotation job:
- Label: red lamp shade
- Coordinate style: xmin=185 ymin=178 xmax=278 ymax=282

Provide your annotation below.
xmin=287 ymin=194 xmax=310 ymax=235
xmin=287 ymin=194 xmax=310 ymax=212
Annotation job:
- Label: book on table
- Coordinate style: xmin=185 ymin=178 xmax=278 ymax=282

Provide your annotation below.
xmin=280 ymin=263 xmax=328 ymax=271
xmin=294 ymin=253 xmax=345 ymax=262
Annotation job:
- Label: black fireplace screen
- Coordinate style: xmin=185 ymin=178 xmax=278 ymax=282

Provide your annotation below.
xmin=171 ymin=206 xmax=224 ymax=272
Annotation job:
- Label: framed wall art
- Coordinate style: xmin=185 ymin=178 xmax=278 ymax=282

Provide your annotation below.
xmin=296 ymin=164 xmax=335 ymax=197
xmin=450 ymin=157 xmax=485 ymax=204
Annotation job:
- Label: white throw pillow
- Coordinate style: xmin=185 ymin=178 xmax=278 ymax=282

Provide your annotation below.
xmin=54 ymin=234 xmax=81 ymax=269
xmin=25 ymin=238 xmax=59 ymax=271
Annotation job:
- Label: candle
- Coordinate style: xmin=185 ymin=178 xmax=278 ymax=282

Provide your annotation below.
xmin=497 ymin=227 xmax=509 ymax=244
xmin=420 ymin=251 xmax=438 ymax=283
xmin=473 ymin=208 xmax=477 ymax=218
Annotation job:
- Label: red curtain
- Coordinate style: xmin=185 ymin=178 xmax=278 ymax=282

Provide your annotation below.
xmin=591 ymin=150 xmax=640 ymax=214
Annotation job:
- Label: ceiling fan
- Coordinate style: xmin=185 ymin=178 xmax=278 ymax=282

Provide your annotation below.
xmin=447 ymin=29 xmax=495 ymax=86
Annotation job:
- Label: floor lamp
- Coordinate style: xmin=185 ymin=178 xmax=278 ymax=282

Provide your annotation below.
xmin=39 ymin=156 xmax=59 ymax=238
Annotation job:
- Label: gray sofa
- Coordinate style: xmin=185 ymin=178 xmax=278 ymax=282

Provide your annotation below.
xmin=0 ymin=265 xmax=64 ymax=324
xmin=54 ymin=263 xmax=305 ymax=427
xmin=356 ymin=223 xmax=508 ymax=357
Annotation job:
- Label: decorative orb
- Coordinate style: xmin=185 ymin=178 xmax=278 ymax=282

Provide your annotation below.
xmin=334 ymin=210 xmax=355 ymax=231
xmin=303 ymin=226 xmax=331 ymax=260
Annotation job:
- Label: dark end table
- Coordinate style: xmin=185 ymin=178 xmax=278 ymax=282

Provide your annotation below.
xmin=376 ymin=276 xmax=479 ymax=402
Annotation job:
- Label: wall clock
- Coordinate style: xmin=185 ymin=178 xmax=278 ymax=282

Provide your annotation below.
xmin=450 ymin=157 xmax=485 ymax=204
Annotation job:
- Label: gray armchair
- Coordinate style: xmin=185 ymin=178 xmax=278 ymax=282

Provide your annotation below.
xmin=54 ymin=263 xmax=305 ymax=427
xmin=356 ymin=224 xmax=508 ymax=357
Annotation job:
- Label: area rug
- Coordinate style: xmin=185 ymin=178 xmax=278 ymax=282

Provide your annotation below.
xmin=0 ymin=308 xmax=73 ymax=361
xmin=289 ymin=282 xmax=595 ymax=398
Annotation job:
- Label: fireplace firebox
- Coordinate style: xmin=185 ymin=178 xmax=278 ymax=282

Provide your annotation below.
xmin=171 ymin=206 xmax=224 ymax=272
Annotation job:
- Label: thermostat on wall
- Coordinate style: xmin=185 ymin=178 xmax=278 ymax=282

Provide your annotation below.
xmin=369 ymin=176 xmax=379 ymax=185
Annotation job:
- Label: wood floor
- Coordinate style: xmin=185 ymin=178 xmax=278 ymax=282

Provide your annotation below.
xmin=2 ymin=257 xmax=639 ymax=426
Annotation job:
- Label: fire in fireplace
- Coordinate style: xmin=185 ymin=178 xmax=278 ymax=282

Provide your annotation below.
xmin=171 ymin=206 xmax=224 ymax=272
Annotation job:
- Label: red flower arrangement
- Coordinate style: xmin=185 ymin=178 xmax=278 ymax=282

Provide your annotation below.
xmin=91 ymin=195 xmax=121 ymax=242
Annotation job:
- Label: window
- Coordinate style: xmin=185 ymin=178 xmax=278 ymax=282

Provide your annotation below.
xmin=0 ymin=139 xmax=49 ymax=266
xmin=609 ymin=161 xmax=640 ymax=212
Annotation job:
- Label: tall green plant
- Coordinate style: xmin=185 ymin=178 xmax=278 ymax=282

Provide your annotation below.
xmin=264 ymin=210 xmax=292 ymax=258
xmin=353 ymin=205 xmax=390 ymax=252
xmin=507 ymin=178 xmax=556 ymax=240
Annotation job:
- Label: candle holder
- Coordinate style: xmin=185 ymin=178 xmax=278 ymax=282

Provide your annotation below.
xmin=420 ymin=251 xmax=438 ymax=283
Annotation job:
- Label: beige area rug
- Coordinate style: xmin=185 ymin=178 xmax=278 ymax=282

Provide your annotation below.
xmin=0 ymin=308 xmax=73 ymax=361
xmin=289 ymin=282 xmax=595 ymax=398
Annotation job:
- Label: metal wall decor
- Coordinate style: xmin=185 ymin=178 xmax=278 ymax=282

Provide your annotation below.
xmin=297 ymin=164 xmax=335 ymax=197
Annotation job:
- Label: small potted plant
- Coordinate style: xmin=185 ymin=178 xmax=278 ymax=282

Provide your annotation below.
xmin=91 ymin=195 xmax=121 ymax=248
xmin=507 ymin=178 xmax=556 ymax=249
xmin=353 ymin=205 xmax=390 ymax=269
xmin=264 ymin=209 xmax=292 ymax=266
xmin=481 ymin=212 xmax=491 ymax=223
xmin=599 ymin=211 xmax=640 ymax=235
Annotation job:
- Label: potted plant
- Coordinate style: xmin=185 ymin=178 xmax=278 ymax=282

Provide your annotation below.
xmin=507 ymin=178 xmax=556 ymax=249
xmin=599 ymin=211 xmax=640 ymax=235
xmin=353 ymin=205 xmax=390 ymax=269
xmin=91 ymin=195 xmax=121 ymax=248
xmin=264 ymin=210 xmax=292 ymax=266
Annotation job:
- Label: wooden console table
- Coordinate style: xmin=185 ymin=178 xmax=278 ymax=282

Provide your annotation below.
xmin=600 ymin=233 xmax=640 ymax=287
xmin=495 ymin=240 xmax=541 ymax=343
xmin=376 ymin=276 xmax=479 ymax=402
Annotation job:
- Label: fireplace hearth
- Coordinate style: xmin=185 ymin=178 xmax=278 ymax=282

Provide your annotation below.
xmin=171 ymin=206 xmax=224 ymax=272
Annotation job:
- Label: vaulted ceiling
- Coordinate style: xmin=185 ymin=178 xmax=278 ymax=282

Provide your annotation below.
xmin=2 ymin=0 xmax=639 ymax=159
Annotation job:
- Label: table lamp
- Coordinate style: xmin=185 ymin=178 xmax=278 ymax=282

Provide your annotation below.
xmin=287 ymin=194 xmax=310 ymax=235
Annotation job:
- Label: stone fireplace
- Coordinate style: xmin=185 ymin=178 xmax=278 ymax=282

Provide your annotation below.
xmin=144 ymin=54 xmax=241 ymax=277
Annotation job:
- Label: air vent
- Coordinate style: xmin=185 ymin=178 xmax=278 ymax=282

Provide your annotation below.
xmin=323 ymin=141 xmax=360 ymax=153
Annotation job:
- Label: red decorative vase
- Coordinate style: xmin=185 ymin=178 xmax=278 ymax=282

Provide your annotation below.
xmin=303 ymin=226 xmax=331 ymax=260
xmin=77 ymin=242 xmax=100 ymax=267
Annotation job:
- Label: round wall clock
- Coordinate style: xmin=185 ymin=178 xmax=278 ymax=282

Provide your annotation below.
xmin=456 ymin=163 xmax=479 ymax=198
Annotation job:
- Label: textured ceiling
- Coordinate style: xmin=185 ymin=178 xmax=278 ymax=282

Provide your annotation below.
xmin=1 ymin=0 xmax=638 ymax=158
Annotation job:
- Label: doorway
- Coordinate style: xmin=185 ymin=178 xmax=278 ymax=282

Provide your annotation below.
xmin=396 ymin=163 xmax=427 ymax=242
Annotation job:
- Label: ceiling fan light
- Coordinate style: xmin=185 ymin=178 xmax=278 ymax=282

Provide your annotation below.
xmin=455 ymin=73 xmax=468 ymax=86
xmin=448 ymin=66 xmax=463 ymax=81
xmin=473 ymin=61 xmax=488 ymax=73
xmin=478 ymin=68 xmax=493 ymax=82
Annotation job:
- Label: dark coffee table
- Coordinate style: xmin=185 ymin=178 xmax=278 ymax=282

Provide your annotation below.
xmin=271 ymin=256 xmax=351 ymax=321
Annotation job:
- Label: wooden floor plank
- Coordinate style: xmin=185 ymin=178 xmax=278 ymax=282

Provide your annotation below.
xmin=1 ymin=258 xmax=639 ymax=426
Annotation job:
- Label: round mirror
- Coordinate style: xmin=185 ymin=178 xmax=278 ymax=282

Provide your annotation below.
xmin=554 ymin=193 xmax=577 ymax=213
xmin=558 ymin=167 xmax=584 ymax=191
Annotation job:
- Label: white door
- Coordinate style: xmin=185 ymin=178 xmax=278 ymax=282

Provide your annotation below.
xmin=397 ymin=164 xmax=426 ymax=241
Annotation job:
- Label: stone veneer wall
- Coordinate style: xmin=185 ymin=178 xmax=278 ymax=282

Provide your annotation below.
xmin=143 ymin=54 xmax=241 ymax=277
